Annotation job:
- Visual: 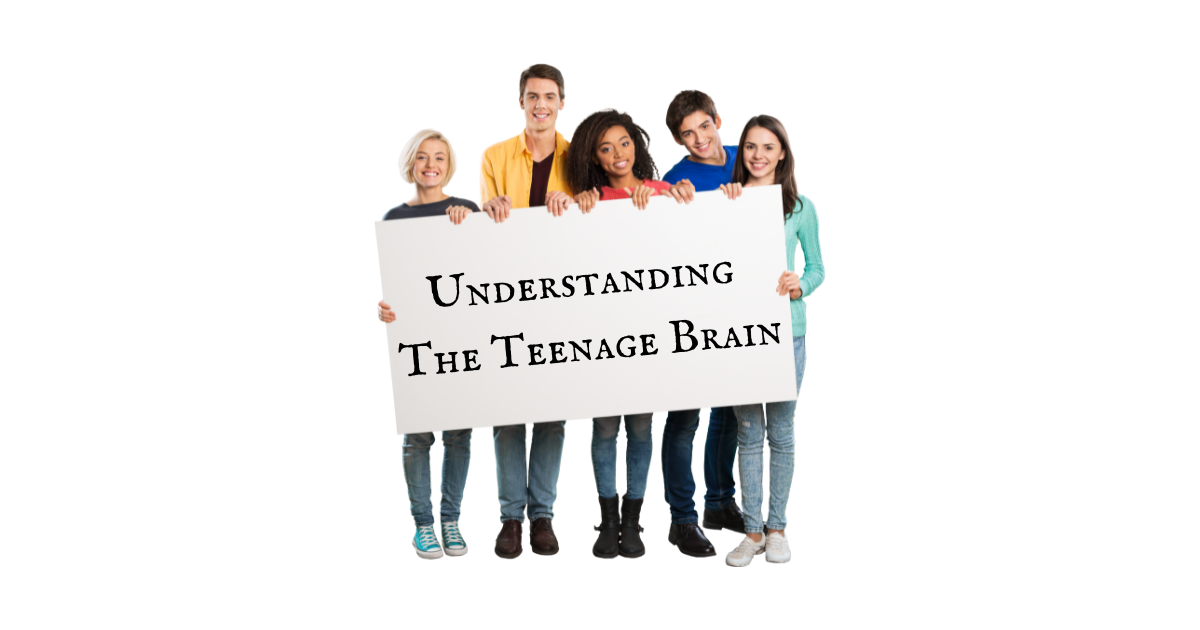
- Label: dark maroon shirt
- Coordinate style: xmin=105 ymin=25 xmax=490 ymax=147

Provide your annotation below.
xmin=528 ymin=153 xmax=554 ymax=207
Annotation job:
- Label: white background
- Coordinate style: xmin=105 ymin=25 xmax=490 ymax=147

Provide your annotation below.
xmin=2 ymin=1 xmax=1198 ymax=628
xmin=378 ymin=186 xmax=796 ymax=432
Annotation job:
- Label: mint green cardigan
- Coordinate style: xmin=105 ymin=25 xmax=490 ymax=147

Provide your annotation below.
xmin=785 ymin=195 xmax=824 ymax=337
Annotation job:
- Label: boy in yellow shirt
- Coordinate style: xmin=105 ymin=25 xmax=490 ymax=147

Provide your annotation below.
xmin=479 ymin=64 xmax=572 ymax=219
xmin=480 ymin=64 xmax=571 ymax=559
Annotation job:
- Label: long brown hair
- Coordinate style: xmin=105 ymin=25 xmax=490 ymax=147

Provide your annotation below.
xmin=731 ymin=115 xmax=800 ymax=220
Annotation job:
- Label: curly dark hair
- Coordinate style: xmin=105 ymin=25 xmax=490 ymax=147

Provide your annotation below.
xmin=731 ymin=115 xmax=800 ymax=221
xmin=566 ymin=109 xmax=659 ymax=194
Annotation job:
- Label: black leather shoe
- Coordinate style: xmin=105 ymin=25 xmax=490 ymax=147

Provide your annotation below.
xmin=593 ymin=495 xmax=620 ymax=559
xmin=702 ymin=499 xmax=747 ymax=534
xmin=668 ymin=523 xmax=715 ymax=557
xmin=618 ymin=495 xmax=645 ymax=558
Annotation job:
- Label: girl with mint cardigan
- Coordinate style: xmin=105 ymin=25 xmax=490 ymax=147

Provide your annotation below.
xmin=723 ymin=116 xmax=825 ymax=568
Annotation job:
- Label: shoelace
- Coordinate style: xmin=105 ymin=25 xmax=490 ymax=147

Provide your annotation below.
xmin=442 ymin=522 xmax=463 ymax=546
xmin=417 ymin=526 xmax=440 ymax=549
xmin=734 ymin=537 xmax=764 ymax=556
xmin=766 ymin=534 xmax=787 ymax=553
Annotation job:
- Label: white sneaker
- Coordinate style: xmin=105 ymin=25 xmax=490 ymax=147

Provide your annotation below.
xmin=765 ymin=531 xmax=791 ymax=563
xmin=725 ymin=535 xmax=766 ymax=567
xmin=441 ymin=521 xmax=468 ymax=557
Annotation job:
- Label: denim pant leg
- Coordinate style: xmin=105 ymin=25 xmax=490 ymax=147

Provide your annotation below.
xmin=592 ymin=417 xmax=621 ymax=499
xmin=765 ymin=336 xmax=806 ymax=530
xmin=703 ymin=406 xmax=739 ymax=510
xmin=493 ymin=424 xmax=528 ymax=523
xmin=402 ymin=432 xmax=436 ymax=527
xmin=662 ymin=409 xmax=700 ymax=524
xmin=624 ymin=414 xmax=653 ymax=500
xmin=736 ymin=336 xmax=806 ymax=533
xmin=734 ymin=405 xmax=768 ymax=533
xmin=762 ymin=400 xmax=796 ymax=531
xmin=438 ymin=428 xmax=471 ymax=522
xmin=527 ymin=420 xmax=565 ymax=521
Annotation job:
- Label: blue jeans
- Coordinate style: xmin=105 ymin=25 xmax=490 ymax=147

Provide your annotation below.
xmin=734 ymin=336 xmax=806 ymax=533
xmin=662 ymin=409 xmax=699 ymax=524
xmin=703 ymin=406 xmax=738 ymax=511
xmin=662 ymin=406 xmax=739 ymax=524
xmin=493 ymin=421 xmax=565 ymax=523
xmin=402 ymin=429 xmax=472 ymax=527
xmin=592 ymin=414 xmax=653 ymax=500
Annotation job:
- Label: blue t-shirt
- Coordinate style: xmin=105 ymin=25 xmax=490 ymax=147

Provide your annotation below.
xmin=661 ymin=145 xmax=739 ymax=191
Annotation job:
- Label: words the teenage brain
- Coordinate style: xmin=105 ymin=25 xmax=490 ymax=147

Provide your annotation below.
xmin=396 ymin=261 xmax=784 ymax=376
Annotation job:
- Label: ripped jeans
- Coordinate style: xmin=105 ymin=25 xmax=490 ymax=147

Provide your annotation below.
xmin=732 ymin=336 xmax=806 ymax=533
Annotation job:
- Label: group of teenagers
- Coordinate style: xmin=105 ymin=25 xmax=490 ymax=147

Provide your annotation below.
xmin=377 ymin=64 xmax=825 ymax=568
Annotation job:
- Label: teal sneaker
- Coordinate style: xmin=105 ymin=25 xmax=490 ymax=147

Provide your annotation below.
xmin=441 ymin=521 xmax=468 ymax=557
xmin=412 ymin=525 xmax=443 ymax=559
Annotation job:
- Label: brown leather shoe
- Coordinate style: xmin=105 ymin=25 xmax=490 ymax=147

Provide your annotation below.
xmin=495 ymin=520 xmax=522 ymax=559
xmin=530 ymin=517 xmax=559 ymax=555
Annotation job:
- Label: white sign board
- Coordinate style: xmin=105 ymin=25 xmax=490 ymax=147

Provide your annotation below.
xmin=376 ymin=185 xmax=797 ymax=434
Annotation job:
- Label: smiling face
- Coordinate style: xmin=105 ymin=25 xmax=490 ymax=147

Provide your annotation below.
xmin=742 ymin=126 xmax=786 ymax=184
xmin=411 ymin=138 xmax=450 ymax=189
xmin=520 ymin=77 xmax=563 ymax=133
xmin=675 ymin=110 xmax=723 ymax=163
xmin=594 ymin=125 xmax=635 ymax=180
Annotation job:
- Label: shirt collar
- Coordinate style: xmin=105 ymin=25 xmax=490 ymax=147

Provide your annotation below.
xmin=518 ymin=130 xmax=565 ymax=156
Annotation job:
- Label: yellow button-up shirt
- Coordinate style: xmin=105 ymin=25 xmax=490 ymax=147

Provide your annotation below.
xmin=480 ymin=131 xmax=571 ymax=209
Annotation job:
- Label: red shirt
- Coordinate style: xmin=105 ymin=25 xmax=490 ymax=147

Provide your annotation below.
xmin=599 ymin=179 xmax=672 ymax=200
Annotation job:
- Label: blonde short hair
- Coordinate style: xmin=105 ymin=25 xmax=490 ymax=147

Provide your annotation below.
xmin=399 ymin=129 xmax=457 ymax=185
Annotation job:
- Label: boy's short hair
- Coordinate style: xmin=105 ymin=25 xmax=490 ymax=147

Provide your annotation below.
xmin=519 ymin=64 xmax=565 ymax=100
xmin=399 ymin=129 xmax=456 ymax=185
xmin=665 ymin=90 xmax=719 ymax=142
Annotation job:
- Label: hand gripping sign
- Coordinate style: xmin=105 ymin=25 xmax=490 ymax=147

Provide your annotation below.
xmin=375 ymin=185 xmax=797 ymax=434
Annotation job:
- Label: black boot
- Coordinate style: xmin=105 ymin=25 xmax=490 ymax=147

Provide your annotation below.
xmin=618 ymin=495 xmax=645 ymax=558
xmin=592 ymin=495 xmax=620 ymax=559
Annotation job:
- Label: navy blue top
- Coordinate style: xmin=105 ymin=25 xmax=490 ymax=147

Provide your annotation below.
xmin=660 ymin=145 xmax=739 ymax=191
xmin=383 ymin=196 xmax=480 ymax=221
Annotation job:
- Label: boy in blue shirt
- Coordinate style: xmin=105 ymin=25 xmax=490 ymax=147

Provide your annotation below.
xmin=659 ymin=90 xmax=747 ymax=559
xmin=662 ymin=90 xmax=739 ymax=191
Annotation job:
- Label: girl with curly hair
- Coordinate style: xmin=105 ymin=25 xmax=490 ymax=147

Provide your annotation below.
xmin=565 ymin=109 xmax=696 ymax=213
xmin=561 ymin=110 xmax=695 ymax=559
